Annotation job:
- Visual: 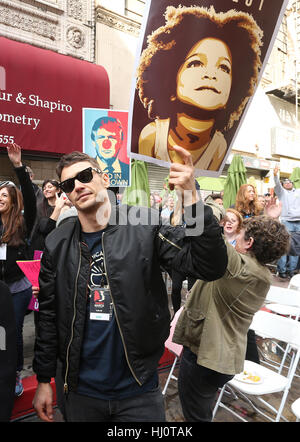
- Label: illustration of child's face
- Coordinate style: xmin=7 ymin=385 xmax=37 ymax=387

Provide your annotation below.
xmin=176 ymin=37 xmax=232 ymax=111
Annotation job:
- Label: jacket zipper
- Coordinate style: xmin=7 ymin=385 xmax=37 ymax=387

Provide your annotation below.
xmin=158 ymin=232 xmax=182 ymax=250
xmin=102 ymin=231 xmax=142 ymax=386
xmin=64 ymin=241 xmax=82 ymax=394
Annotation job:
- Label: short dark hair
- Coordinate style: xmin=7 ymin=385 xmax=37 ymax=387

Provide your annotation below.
xmin=42 ymin=179 xmax=60 ymax=190
xmin=205 ymin=193 xmax=223 ymax=201
xmin=56 ymin=151 xmax=100 ymax=180
xmin=25 ymin=166 xmax=33 ymax=176
xmin=243 ymin=216 xmax=290 ymax=265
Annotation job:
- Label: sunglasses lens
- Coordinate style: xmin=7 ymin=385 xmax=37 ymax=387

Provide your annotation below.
xmin=60 ymin=179 xmax=74 ymax=193
xmin=60 ymin=168 xmax=94 ymax=193
xmin=77 ymin=168 xmax=93 ymax=184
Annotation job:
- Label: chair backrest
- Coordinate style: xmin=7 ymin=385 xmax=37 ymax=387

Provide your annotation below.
xmin=164 ymin=307 xmax=183 ymax=357
xmin=250 ymin=310 xmax=300 ymax=348
xmin=265 ymin=286 xmax=300 ymax=308
xmin=289 ymin=274 xmax=300 ymax=291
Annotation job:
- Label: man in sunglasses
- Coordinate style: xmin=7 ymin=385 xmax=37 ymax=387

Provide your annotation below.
xmin=32 ymin=145 xmax=228 ymax=422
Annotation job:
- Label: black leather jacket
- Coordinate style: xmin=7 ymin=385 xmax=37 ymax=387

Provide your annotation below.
xmin=33 ymin=203 xmax=227 ymax=392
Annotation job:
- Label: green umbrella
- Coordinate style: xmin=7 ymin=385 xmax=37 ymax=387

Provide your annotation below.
xmin=290 ymin=167 xmax=300 ymax=189
xmin=122 ymin=160 xmax=150 ymax=207
xmin=223 ymin=155 xmax=247 ymax=209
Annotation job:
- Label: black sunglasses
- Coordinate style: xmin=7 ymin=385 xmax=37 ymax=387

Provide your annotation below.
xmin=59 ymin=167 xmax=102 ymax=193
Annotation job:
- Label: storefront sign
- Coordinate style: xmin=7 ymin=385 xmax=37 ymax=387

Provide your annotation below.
xmin=0 ymin=37 xmax=109 ymax=155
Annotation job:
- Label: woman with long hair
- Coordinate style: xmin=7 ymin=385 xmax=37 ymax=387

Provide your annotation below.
xmin=0 ymin=143 xmax=36 ymax=396
xmin=235 ymin=184 xmax=261 ymax=219
xmin=39 ymin=179 xmax=60 ymax=217
xmin=137 ymin=5 xmax=262 ymax=171
xmin=30 ymin=179 xmax=69 ymax=251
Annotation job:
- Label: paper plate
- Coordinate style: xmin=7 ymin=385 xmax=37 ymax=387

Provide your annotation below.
xmin=235 ymin=370 xmax=263 ymax=385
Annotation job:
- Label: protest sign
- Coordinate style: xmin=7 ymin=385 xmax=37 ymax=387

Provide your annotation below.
xmin=16 ymin=260 xmax=41 ymax=312
xmin=128 ymin=0 xmax=289 ymax=176
xmin=83 ymin=108 xmax=131 ymax=187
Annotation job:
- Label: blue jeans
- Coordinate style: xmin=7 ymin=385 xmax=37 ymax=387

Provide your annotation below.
xmin=11 ymin=287 xmax=32 ymax=372
xmin=64 ymin=386 xmax=165 ymax=422
xmin=277 ymin=220 xmax=300 ymax=274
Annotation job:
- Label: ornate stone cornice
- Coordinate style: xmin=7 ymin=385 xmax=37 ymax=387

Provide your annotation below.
xmin=0 ymin=0 xmax=59 ymax=23
xmin=95 ymin=6 xmax=140 ymax=37
xmin=0 ymin=0 xmax=58 ymax=41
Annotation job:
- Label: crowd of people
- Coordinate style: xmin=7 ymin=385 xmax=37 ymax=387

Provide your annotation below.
xmin=0 ymin=141 xmax=298 ymax=423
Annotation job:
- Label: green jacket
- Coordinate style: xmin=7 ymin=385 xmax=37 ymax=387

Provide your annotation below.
xmin=173 ymin=241 xmax=271 ymax=375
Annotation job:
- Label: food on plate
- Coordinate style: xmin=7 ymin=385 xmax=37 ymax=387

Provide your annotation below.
xmin=242 ymin=370 xmax=261 ymax=382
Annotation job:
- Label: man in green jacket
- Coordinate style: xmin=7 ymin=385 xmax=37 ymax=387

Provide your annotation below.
xmin=173 ymin=215 xmax=290 ymax=422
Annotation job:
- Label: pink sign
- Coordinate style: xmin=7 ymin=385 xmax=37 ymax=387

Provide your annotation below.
xmin=33 ymin=250 xmax=43 ymax=260
xmin=16 ymin=259 xmax=41 ymax=287
xmin=17 ymin=259 xmax=41 ymax=312
xmin=28 ymin=295 xmax=39 ymax=312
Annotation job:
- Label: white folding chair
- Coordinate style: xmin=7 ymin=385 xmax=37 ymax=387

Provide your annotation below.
xmin=213 ymin=310 xmax=300 ymax=422
xmin=161 ymin=307 xmax=183 ymax=396
xmin=264 ymin=286 xmax=300 ymax=375
xmin=288 ymin=274 xmax=300 ymax=292
xmin=291 ymin=398 xmax=300 ymax=422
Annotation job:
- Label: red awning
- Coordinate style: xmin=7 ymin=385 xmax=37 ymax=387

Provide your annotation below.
xmin=0 ymin=37 xmax=110 ymax=155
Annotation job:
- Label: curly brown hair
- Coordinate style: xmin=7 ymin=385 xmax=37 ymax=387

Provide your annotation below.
xmin=243 ymin=216 xmax=290 ymax=265
xmin=136 ymin=5 xmax=263 ymax=131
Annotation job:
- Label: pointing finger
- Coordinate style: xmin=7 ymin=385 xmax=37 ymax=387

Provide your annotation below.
xmin=169 ymin=145 xmax=193 ymax=167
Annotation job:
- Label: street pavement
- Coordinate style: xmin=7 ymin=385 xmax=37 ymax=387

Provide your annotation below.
xmin=18 ymin=272 xmax=300 ymax=422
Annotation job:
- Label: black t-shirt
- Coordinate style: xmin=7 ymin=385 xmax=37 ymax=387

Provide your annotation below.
xmin=77 ymin=230 xmax=158 ymax=400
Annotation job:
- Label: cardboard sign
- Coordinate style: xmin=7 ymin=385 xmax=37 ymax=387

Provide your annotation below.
xmin=128 ymin=0 xmax=289 ymax=177
xmin=83 ymin=108 xmax=131 ymax=187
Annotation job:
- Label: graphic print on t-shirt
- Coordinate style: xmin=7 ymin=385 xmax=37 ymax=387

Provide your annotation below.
xmin=88 ymin=250 xmax=112 ymax=321
xmin=89 ymin=250 xmax=106 ymax=288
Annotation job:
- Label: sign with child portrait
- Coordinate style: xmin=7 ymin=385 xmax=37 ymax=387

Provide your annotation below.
xmin=127 ymin=0 xmax=289 ymax=177
xmin=83 ymin=108 xmax=131 ymax=187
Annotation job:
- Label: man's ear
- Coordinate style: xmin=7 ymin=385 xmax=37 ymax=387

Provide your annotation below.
xmin=246 ymin=236 xmax=254 ymax=251
xmin=101 ymin=172 xmax=110 ymax=189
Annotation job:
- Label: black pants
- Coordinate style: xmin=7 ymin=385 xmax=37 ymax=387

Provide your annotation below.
xmin=64 ymin=386 xmax=165 ymax=422
xmin=178 ymin=347 xmax=233 ymax=422
xmin=246 ymin=329 xmax=260 ymax=364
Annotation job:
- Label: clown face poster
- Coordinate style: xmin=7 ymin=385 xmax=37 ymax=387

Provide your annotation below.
xmin=83 ymin=108 xmax=130 ymax=187
xmin=128 ymin=0 xmax=289 ymax=176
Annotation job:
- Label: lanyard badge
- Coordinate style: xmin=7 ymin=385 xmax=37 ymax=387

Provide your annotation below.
xmin=89 ymin=286 xmax=113 ymax=321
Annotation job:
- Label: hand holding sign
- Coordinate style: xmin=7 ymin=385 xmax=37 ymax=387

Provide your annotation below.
xmin=168 ymin=145 xmax=199 ymax=206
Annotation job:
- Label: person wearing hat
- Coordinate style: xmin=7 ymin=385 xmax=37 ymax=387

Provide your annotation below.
xmin=273 ymin=165 xmax=300 ymax=278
